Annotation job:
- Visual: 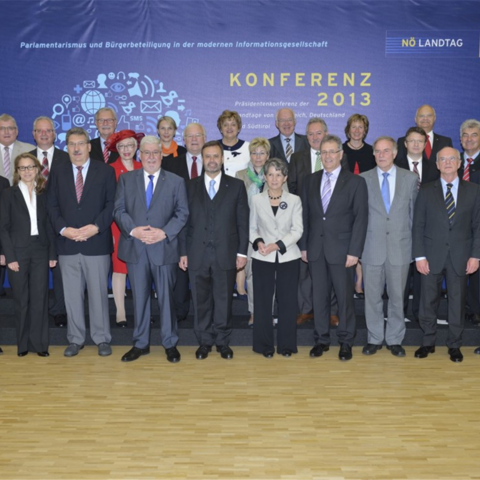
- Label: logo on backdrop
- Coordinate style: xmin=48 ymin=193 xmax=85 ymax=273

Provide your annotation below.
xmin=50 ymin=71 xmax=198 ymax=148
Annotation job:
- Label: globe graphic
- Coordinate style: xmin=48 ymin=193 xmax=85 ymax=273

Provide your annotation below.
xmin=81 ymin=90 xmax=106 ymax=115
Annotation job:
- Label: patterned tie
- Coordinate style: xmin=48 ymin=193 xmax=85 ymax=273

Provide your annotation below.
xmin=146 ymin=174 xmax=154 ymax=209
xmin=75 ymin=166 xmax=84 ymax=203
xmin=191 ymin=156 xmax=198 ymax=179
xmin=425 ymin=136 xmax=432 ymax=160
xmin=209 ymin=179 xmax=216 ymax=199
xmin=314 ymin=151 xmax=322 ymax=172
xmin=103 ymin=144 xmax=109 ymax=163
xmin=285 ymin=137 xmax=293 ymax=162
xmin=445 ymin=183 xmax=455 ymax=225
xmin=412 ymin=161 xmax=421 ymax=190
xmin=3 ymin=146 xmax=11 ymax=180
xmin=321 ymin=172 xmax=332 ymax=212
xmin=463 ymin=157 xmax=474 ymax=181
xmin=381 ymin=172 xmax=390 ymax=214
xmin=41 ymin=151 xmax=49 ymax=181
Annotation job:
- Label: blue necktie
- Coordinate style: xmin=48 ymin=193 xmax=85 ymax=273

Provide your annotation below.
xmin=321 ymin=172 xmax=332 ymax=212
xmin=209 ymin=179 xmax=216 ymax=199
xmin=146 ymin=174 xmax=154 ymax=209
xmin=381 ymin=172 xmax=390 ymax=214
xmin=445 ymin=183 xmax=455 ymax=225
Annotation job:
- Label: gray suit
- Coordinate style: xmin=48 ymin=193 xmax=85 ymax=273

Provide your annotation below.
xmin=0 ymin=140 xmax=35 ymax=183
xmin=114 ymin=168 xmax=189 ymax=349
xmin=360 ymin=167 xmax=418 ymax=345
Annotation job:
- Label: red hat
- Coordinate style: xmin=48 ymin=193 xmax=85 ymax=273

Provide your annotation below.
xmin=105 ymin=130 xmax=145 ymax=153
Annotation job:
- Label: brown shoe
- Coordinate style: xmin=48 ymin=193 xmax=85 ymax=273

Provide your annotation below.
xmin=330 ymin=315 xmax=339 ymax=327
xmin=296 ymin=313 xmax=314 ymax=325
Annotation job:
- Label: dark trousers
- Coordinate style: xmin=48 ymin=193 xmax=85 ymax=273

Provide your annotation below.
xmin=49 ymin=261 xmax=66 ymax=316
xmin=252 ymin=258 xmax=299 ymax=354
xmin=189 ymin=245 xmax=235 ymax=347
xmin=466 ymin=269 xmax=480 ymax=315
xmin=419 ymin=252 xmax=466 ymax=348
xmin=9 ymin=237 xmax=50 ymax=353
xmin=173 ymin=267 xmax=190 ymax=319
xmin=403 ymin=262 xmax=421 ymax=320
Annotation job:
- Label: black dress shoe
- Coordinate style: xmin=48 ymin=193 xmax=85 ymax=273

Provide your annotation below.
xmin=37 ymin=351 xmax=50 ymax=357
xmin=54 ymin=314 xmax=67 ymax=327
xmin=121 ymin=346 xmax=150 ymax=362
xmin=217 ymin=345 xmax=234 ymax=359
xmin=474 ymin=346 xmax=480 ymax=355
xmin=309 ymin=344 xmax=330 ymax=357
xmin=195 ymin=345 xmax=212 ymax=360
xmin=448 ymin=347 xmax=463 ymax=363
xmin=339 ymin=343 xmax=353 ymax=361
xmin=362 ymin=344 xmax=382 ymax=356
xmin=387 ymin=344 xmax=406 ymax=357
xmin=0 ymin=347 xmax=3 ymax=354
xmin=281 ymin=349 xmax=293 ymax=357
xmin=17 ymin=351 xmax=29 ymax=357
xmin=263 ymin=350 xmax=275 ymax=358
xmin=414 ymin=346 xmax=435 ymax=358
xmin=165 ymin=347 xmax=181 ymax=363
xmin=116 ymin=321 xmax=127 ymax=328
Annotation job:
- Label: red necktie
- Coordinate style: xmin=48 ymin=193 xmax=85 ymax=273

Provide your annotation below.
xmin=103 ymin=145 xmax=109 ymax=163
xmin=424 ymin=136 xmax=432 ymax=160
xmin=463 ymin=158 xmax=474 ymax=181
xmin=353 ymin=162 xmax=360 ymax=175
xmin=41 ymin=151 xmax=49 ymax=181
xmin=75 ymin=166 xmax=84 ymax=203
xmin=191 ymin=156 xmax=198 ymax=179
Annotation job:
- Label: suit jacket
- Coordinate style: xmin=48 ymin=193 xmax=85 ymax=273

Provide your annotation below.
xmin=397 ymin=132 xmax=452 ymax=163
xmin=288 ymin=149 xmax=348 ymax=195
xmin=114 ymin=168 xmax=189 ymax=266
xmin=90 ymin=137 xmax=119 ymax=164
xmin=28 ymin=147 xmax=70 ymax=178
xmin=268 ymin=133 xmax=309 ymax=164
xmin=299 ymin=168 xmax=368 ymax=264
xmin=249 ymin=190 xmax=302 ymax=263
xmin=0 ymin=140 xmax=36 ymax=183
xmin=47 ymin=159 xmax=116 ymax=256
xmin=360 ymin=167 xmax=418 ymax=266
xmin=394 ymin=153 xmax=440 ymax=184
xmin=412 ymin=178 xmax=480 ymax=276
xmin=459 ymin=151 xmax=480 ymax=179
xmin=162 ymin=153 xmax=190 ymax=182
xmin=0 ymin=186 xmax=56 ymax=263
xmin=181 ymin=173 xmax=249 ymax=271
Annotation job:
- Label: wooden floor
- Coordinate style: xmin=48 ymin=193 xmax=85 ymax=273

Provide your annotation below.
xmin=1 ymin=346 xmax=480 ymax=480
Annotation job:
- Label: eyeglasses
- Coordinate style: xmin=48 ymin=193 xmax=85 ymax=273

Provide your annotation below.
xmin=278 ymin=118 xmax=294 ymax=124
xmin=320 ymin=149 xmax=342 ymax=157
xmin=141 ymin=150 xmax=161 ymax=157
xmin=438 ymin=156 xmax=459 ymax=163
xmin=185 ymin=134 xmax=204 ymax=139
xmin=34 ymin=129 xmax=54 ymax=134
xmin=18 ymin=165 xmax=37 ymax=172
xmin=117 ymin=143 xmax=137 ymax=150
xmin=67 ymin=141 xmax=89 ymax=148
xmin=0 ymin=126 xmax=17 ymax=132
xmin=96 ymin=119 xmax=115 ymax=125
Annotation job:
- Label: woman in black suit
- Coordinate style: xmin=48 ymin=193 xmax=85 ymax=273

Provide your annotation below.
xmin=0 ymin=153 xmax=57 ymax=357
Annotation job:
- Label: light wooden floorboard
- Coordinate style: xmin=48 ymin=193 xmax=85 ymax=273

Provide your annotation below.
xmin=1 ymin=346 xmax=480 ymax=480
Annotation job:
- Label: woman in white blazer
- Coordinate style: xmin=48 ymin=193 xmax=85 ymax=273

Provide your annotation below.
xmin=250 ymin=158 xmax=303 ymax=357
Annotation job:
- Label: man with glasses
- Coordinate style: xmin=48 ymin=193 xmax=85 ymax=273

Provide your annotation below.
xmin=268 ymin=108 xmax=308 ymax=164
xmin=47 ymin=127 xmax=116 ymax=357
xmin=90 ymin=107 xmax=119 ymax=164
xmin=413 ymin=147 xmax=480 ymax=362
xmin=396 ymin=105 xmax=452 ymax=162
xmin=300 ymin=134 xmax=368 ymax=361
xmin=29 ymin=116 xmax=70 ymax=327
xmin=114 ymin=136 xmax=188 ymax=363
xmin=0 ymin=113 xmax=35 ymax=184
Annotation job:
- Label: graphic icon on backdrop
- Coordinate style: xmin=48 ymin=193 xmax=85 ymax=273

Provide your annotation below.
xmin=50 ymin=72 xmax=196 ymax=149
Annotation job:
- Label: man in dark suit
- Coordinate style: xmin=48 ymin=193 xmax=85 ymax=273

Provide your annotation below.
xmin=114 ymin=136 xmax=189 ymax=363
xmin=268 ymin=108 xmax=308 ymax=163
xmin=413 ymin=147 xmax=480 ymax=363
xmin=29 ymin=116 xmax=70 ymax=327
xmin=162 ymin=122 xmax=206 ymax=321
xmin=300 ymin=134 xmax=368 ymax=361
xmin=89 ymin=107 xmax=119 ymax=164
xmin=396 ymin=105 xmax=452 ymax=162
xmin=0 ymin=174 xmax=10 ymax=300
xmin=179 ymin=141 xmax=249 ymax=360
xmin=47 ymin=127 xmax=116 ymax=357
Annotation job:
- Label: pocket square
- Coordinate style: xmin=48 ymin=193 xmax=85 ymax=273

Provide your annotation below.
xmin=140 ymin=100 xmax=162 ymax=114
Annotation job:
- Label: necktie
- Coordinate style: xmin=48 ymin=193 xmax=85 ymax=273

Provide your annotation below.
xmin=463 ymin=157 xmax=474 ymax=181
xmin=75 ymin=166 xmax=84 ymax=203
xmin=191 ymin=156 xmax=198 ymax=179
xmin=425 ymin=136 xmax=432 ymax=160
xmin=285 ymin=138 xmax=293 ymax=162
xmin=381 ymin=172 xmax=390 ymax=214
xmin=412 ymin=161 xmax=421 ymax=190
xmin=3 ymin=146 xmax=10 ymax=179
xmin=321 ymin=172 xmax=332 ymax=212
xmin=353 ymin=162 xmax=360 ymax=175
xmin=41 ymin=151 xmax=49 ymax=181
xmin=103 ymin=144 xmax=109 ymax=163
xmin=209 ymin=179 xmax=216 ymax=199
xmin=445 ymin=183 xmax=455 ymax=225
xmin=146 ymin=174 xmax=154 ymax=209
xmin=314 ymin=151 xmax=322 ymax=172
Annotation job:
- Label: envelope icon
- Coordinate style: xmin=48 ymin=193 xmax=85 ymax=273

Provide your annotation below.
xmin=83 ymin=80 xmax=96 ymax=88
xmin=141 ymin=100 xmax=162 ymax=114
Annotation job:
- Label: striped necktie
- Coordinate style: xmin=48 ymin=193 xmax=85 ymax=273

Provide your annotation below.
xmin=41 ymin=151 xmax=49 ymax=181
xmin=285 ymin=138 xmax=293 ymax=162
xmin=463 ymin=158 xmax=474 ymax=181
xmin=103 ymin=144 xmax=109 ymax=163
xmin=3 ymin=146 xmax=11 ymax=180
xmin=445 ymin=183 xmax=455 ymax=225
xmin=412 ymin=162 xmax=421 ymax=190
xmin=321 ymin=172 xmax=332 ymax=212
xmin=75 ymin=166 xmax=84 ymax=203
